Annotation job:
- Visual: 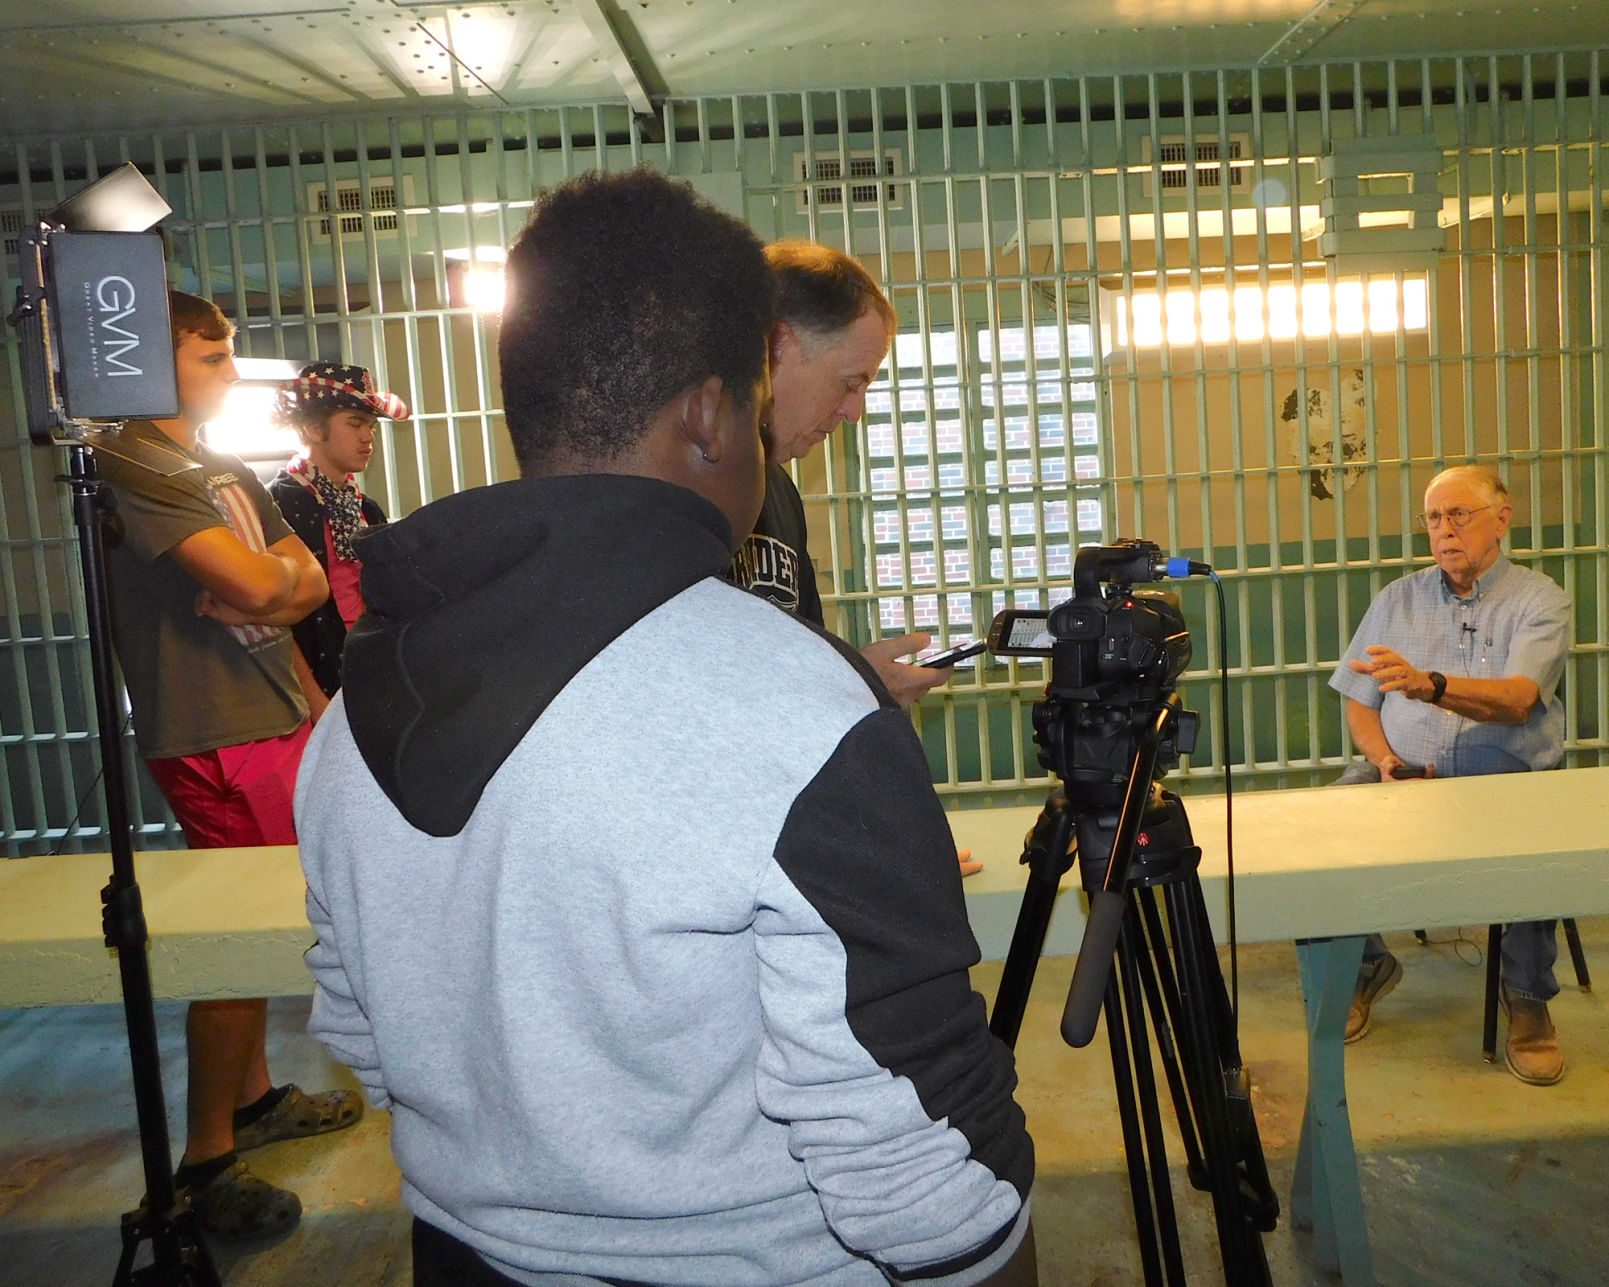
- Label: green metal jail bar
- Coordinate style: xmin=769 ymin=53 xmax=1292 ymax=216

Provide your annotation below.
xmin=1 ymin=50 xmax=1605 ymax=852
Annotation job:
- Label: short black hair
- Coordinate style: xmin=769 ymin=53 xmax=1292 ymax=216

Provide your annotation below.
xmin=499 ymin=169 xmax=775 ymax=471
xmin=765 ymin=240 xmax=896 ymax=346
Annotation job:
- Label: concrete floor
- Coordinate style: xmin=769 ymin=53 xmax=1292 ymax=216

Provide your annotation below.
xmin=3 ymin=923 xmax=1608 ymax=1287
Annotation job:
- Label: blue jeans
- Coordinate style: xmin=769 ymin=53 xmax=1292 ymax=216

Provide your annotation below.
xmin=1334 ymin=761 xmax=1561 ymax=1002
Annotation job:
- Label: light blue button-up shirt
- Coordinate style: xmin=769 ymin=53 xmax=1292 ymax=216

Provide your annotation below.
xmin=1329 ymin=556 xmax=1570 ymax=776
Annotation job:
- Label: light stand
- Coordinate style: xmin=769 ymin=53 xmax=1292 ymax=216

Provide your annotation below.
xmin=7 ymin=163 xmax=220 ymax=1286
xmin=63 ymin=445 xmax=221 ymax=1287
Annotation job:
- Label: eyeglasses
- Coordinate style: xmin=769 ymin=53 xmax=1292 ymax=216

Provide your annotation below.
xmin=1415 ymin=505 xmax=1490 ymax=530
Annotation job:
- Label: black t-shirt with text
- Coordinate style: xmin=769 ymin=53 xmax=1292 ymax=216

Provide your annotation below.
xmin=729 ymin=461 xmax=822 ymax=626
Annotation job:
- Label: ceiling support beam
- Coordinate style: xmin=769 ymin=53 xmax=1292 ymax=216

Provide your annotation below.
xmin=1257 ymin=0 xmax=1372 ymax=66
xmin=569 ymin=0 xmax=659 ymax=116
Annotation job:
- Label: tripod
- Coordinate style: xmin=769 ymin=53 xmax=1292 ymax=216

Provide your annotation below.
xmin=64 ymin=443 xmax=220 ymax=1286
xmin=989 ymin=695 xmax=1277 ymax=1286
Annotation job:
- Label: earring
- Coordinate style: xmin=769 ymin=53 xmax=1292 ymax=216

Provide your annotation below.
xmin=701 ymin=449 xmax=713 ymax=463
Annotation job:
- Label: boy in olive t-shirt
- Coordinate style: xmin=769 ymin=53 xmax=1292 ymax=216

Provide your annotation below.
xmin=96 ymin=292 xmax=362 ymax=1240
xmin=103 ymin=419 xmax=307 ymax=761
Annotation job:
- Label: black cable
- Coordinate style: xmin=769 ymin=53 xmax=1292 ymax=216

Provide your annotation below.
xmin=1209 ymin=571 xmax=1237 ymax=1023
xmin=1415 ymin=927 xmax=1486 ymax=967
xmin=48 ymin=712 xmax=133 ymax=856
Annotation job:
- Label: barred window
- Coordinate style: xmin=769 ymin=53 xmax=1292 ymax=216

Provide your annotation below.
xmin=863 ymin=322 xmax=1104 ymax=655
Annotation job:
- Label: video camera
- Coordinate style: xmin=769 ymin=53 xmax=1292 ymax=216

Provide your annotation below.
xmin=987 ymin=539 xmax=1202 ymax=795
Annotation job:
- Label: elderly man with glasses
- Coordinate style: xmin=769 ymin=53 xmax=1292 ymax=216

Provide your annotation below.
xmin=1327 ymin=465 xmax=1572 ymax=1084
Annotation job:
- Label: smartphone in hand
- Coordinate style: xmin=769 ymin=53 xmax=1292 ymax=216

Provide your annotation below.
xmin=919 ymin=639 xmax=988 ymax=668
xmin=1390 ymin=763 xmax=1429 ymax=779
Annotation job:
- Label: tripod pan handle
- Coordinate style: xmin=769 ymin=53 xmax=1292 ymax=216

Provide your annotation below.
xmin=1061 ymin=889 xmax=1126 ymax=1047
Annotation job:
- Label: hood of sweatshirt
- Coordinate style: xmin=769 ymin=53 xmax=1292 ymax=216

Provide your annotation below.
xmin=341 ymin=473 xmax=734 ymax=837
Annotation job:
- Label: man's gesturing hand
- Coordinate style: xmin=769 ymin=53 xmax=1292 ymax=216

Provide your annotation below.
xmin=1350 ymin=645 xmax=1437 ymax=703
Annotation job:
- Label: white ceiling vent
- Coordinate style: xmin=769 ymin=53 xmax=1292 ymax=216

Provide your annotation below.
xmin=305 ymin=175 xmax=414 ymax=241
xmin=793 ymin=149 xmax=905 ymax=214
xmin=1141 ymin=134 xmax=1253 ymax=197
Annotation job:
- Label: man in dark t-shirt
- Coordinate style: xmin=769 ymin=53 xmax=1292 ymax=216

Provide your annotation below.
xmin=731 ymin=242 xmax=954 ymax=709
xmin=97 ymin=292 xmax=362 ymax=1240
xmin=729 ymin=457 xmax=821 ymax=622
xmin=731 ymin=245 xmax=982 ymax=879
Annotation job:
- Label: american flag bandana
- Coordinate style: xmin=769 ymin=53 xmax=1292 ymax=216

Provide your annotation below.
xmin=288 ymin=454 xmax=366 ymax=561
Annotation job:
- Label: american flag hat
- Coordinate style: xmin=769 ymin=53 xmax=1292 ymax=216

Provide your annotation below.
xmin=273 ymin=361 xmax=410 ymax=425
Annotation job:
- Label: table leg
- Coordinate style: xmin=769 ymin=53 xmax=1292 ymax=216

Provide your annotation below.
xmin=1293 ymin=935 xmax=1376 ymax=1287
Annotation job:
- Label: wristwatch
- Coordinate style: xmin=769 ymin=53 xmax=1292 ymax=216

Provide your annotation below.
xmin=1427 ymin=670 xmax=1448 ymax=705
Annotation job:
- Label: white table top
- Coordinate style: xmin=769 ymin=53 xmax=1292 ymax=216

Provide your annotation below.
xmin=950 ymin=764 xmax=1609 ymax=957
xmin=5 ymin=765 xmax=1607 ymax=1003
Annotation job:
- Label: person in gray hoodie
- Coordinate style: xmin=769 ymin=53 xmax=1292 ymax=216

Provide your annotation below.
xmin=294 ymin=167 xmax=1036 ymax=1287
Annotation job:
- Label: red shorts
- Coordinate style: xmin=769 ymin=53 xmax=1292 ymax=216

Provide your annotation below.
xmin=146 ymin=722 xmax=312 ymax=848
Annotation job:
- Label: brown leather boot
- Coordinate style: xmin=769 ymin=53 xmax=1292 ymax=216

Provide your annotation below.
xmin=1502 ymin=986 xmax=1564 ymax=1086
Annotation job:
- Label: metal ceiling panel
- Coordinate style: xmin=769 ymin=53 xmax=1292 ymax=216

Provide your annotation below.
xmin=0 ymin=0 xmax=1606 ymax=139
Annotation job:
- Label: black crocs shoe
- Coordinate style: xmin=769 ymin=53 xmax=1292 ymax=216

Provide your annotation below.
xmin=185 ymin=1158 xmax=302 ymax=1240
xmin=233 ymin=1084 xmax=364 ymax=1152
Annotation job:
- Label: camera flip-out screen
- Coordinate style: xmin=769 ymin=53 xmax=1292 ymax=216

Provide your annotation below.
xmin=987 ymin=609 xmax=1055 ymax=656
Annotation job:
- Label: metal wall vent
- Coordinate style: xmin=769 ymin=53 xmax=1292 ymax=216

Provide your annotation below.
xmin=793 ymin=149 xmax=905 ymax=214
xmin=305 ymin=176 xmax=412 ymax=240
xmin=1142 ymin=134 xmax=1252 ymax=196
xmin=1 ymin=208 xmax=25 ymax=258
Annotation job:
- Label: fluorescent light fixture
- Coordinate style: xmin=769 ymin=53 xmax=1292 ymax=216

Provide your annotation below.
xmin=1110 ymin=277 xmax=1428 ymax=349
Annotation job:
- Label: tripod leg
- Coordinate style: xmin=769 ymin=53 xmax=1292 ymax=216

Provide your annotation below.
xmin=1294 ymin=936 xmax=1377 ymax=1286
xmin=1133 ymin=888 xmax=1207 ymax=1187
xmin=1164 ymin=880 xmax=1274 ymax=1287
xmin=990 ymin=798 xmax=1078 ymax=1048
xmin=1141 ymin=884 xmax=1279 ymax=1228
xmin=1179 ymin=879 xmax=1279 ymax=1226
xmin=1181 ymin=877 xmax=1247 ymax=1062
xmin=1102 ymin=961 xmax=1167 ymax=1287
xmin=117 ymin=1203 xmax=220 ymax=1286
xmin=1115 ymin=904 xmax=1188 ymax=1286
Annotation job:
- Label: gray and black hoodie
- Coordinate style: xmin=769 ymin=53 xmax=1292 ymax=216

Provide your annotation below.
xmin=295 ymin=473 xmax=1032 ymax=1286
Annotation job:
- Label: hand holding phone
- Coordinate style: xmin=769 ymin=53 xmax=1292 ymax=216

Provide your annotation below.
xmin=1389 ymin=763 xmax=1429 ymax=779
xmin=919 ymin=639 xmax=988 ymax=668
